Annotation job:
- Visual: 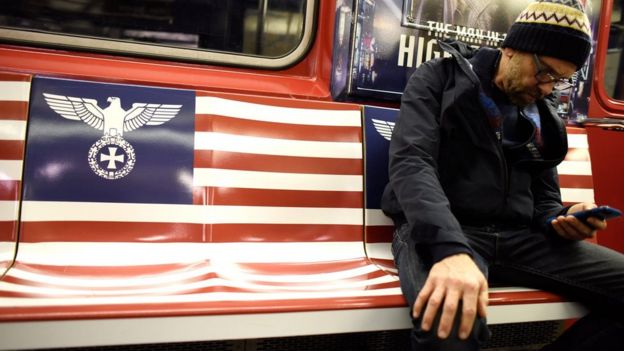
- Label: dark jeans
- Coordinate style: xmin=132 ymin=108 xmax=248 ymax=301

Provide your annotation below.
xmin=392 ymin=222 xmax=624 ymax=350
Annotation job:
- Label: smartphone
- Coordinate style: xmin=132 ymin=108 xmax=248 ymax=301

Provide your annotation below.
xmin=572 ymin=206 xmax=622 ymax=223
xmin=547 ymin=206 xmax=622 ymax=227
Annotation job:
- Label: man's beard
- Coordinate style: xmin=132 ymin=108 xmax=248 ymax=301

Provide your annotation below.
xmin=504 ymin=57 xmax=543 ymax=107
xmin=505 ymin=79 xmax=542 ymax=107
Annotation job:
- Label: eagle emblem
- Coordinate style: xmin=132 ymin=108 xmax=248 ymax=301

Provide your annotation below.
xmin=371 ymin=118 xmax=395 ymax=141
xmin=43 ymin=93 xmax=182 ymax=179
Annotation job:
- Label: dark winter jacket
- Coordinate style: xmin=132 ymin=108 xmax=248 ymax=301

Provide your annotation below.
xmin=381 ymin=40 xmax=570 ymax=263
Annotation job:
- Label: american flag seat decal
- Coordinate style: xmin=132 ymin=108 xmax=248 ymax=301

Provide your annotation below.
xmin=0 ymin=76 xmax=407 ymax=324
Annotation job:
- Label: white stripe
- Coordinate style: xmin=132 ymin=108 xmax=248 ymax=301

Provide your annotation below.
xmin=194 ymin=132 xmax=362 ymax=159
xmin=7 ymin=264 xmax=216 ymax=288
xmin=557 ymin=160 xmax=592 ymax=175
xmin=0 ymin=201 xmax=19 ymax=221
xmin=21 ymin=201 xmax=363 ymax=225
xmin=0 ymin=242 xmax=16 ymax=263
xmin=567 ymin=133 xmax=588 ymax=148
xmin=0 ymin=120 xmax=27 ymax=140
xmin=0 ymin=287 xmax=402 ymax=307
xmin=0 ymin=82 xmax=30 ymax=101
xmin=14 ymin=242 xmax=366 ymax=266
xmin=193 ymin=168 xmax=363 ymax=191
xmin=7 ymin=263 xmax=383 ymax=287
xmin=195 ymin=96 xmax=362 ymax=127
xmin=0 ymin=274 xmax=397 ymax=296
xmin=366 ymin=243 xmax=393 ymax=261
xmin=365 ymin=209 xmax=393 ymax=226
xmin=0 ymin=160 xmax=22 ymax=181
xmin=560 ymin=187 xmax=595 ymax=203
xmin=488 ymin=302 xmax=587 ymax=324
xmin=0 ymin=308 xmax=412 ymax=350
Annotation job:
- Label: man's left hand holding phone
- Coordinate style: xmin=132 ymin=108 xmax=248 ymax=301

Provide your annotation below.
xmin=550 ymin=203 xmax=621 ymax=241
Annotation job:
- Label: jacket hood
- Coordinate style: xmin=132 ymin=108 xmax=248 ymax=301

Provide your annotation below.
xmin=437 ymin=39 xmax=481 ymax=85
xmin=437 ymin=39 xmax=568 ymax=168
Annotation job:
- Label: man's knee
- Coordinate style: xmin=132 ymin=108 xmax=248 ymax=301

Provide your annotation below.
xmin=410 ymin=305 xmax=490 ymax=351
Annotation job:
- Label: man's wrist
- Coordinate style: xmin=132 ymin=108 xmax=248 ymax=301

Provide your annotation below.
xmin=430 ymin=243 xmax=473 ymax=264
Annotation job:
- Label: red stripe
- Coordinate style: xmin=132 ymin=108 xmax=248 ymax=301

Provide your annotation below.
xmin=0 ymin=180 xmax=20 ymax=201
xmin=489 ymin=290 xmax=567 ymax=305
xmin=195 ymin=114 xmax=362 ymax=142
xmin=241 ymin=271 xmax=391 ymax=289
xmin=2 ymin=271 xmax=218 ymax=292
xmin=0 ymin=261 xmax=11 ymax=273
xmin=207 ymin=187 xmax=362 ymax=208
xmin=0 ymin=294 xmax=408 ymax=322
xmin=0 ymin=221 xmax=18 ymax=242
xmin=12 ymin=260 xmax=370 ymax=278
xmin=0 ymin=101 xmax=29 ymax=120
xmin=19 ymin=222 xmax=363 ymax=243
xmin=210 ymin=223 xmax=363 ymax=242
xmin=559 ymin=174 xmax=593 ymax=189
xmin=365 ymin=225 xmax=394 ymax=243
xmin=197 ymin=91 xmax=362 ymax=112
xmin=20 ymin=222 xmax=205 ymax=243
xmin=192 ymin=187 xmax=205 ymax=205
xmin=0 ymin=73 xmax=31 ymax=82
xmin=565 ymin=127 xmax=586 ymax=135
xmin=0 ymin=140 xmax=25 ymax=160
xmin=237 ymin=260 xmax=370 ymax=275
xmin=12 ymin=262 xmax=211 ymax=277
xmin=368 ymin=258 xmax=396 ymax=271
xmin=194 ymin=150 xmax=362 ymax=175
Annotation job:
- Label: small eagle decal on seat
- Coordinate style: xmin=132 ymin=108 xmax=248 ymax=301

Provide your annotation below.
xmin=371 ymin=118 xmax=395 ymax=141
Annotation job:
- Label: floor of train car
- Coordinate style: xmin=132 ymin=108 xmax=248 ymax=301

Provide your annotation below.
xmin=32 ymin=321 xmax=563 ymax=351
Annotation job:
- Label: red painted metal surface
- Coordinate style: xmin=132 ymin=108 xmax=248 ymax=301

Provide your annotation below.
xmin=586 ymin=125 xmax=624 ymax=253
xmin=576 ymin=0 xmax=624 ymax=253
xmin=589 ymin=0 xmax=624 ymax=118
xmin=0 ymin=1 xmax=335 ymax=101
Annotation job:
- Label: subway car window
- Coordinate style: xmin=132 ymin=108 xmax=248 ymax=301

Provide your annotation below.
xmin=0 ymin=0 xmax=312 ymax=68
xmin=605 ymin=0 xmax=624 ymax=99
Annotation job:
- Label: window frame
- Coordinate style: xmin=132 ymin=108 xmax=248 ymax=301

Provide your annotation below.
xmin=591 ymin=0 xmax=624 ymax=118
xmin=0 ymin=0 xmax=317 ymax=70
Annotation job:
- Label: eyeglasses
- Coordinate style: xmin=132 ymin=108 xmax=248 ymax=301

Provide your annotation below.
xmin=532 ymin=54 xmax=574 ymax=91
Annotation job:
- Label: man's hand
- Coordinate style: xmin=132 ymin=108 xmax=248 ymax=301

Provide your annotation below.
xmin=551 ymin=203 xmax=607 ymax=241
xmin=413 ymin=253 xmax=488 ymax=340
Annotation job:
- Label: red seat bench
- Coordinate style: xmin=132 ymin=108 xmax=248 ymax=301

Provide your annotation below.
xmin=0 ymin=72 xmax=408 ymax=350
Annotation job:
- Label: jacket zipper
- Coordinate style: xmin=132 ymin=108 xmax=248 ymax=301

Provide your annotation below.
xmin=496 ymin=137 xmax=509 ymax=209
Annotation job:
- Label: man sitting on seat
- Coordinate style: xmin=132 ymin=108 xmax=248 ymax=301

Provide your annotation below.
xmin=382 ymin=0 xmax=624 ymax=349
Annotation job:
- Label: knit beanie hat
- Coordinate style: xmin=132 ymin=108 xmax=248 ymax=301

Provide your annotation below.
xmin=502 ymin=0 xmax=592 ymax=69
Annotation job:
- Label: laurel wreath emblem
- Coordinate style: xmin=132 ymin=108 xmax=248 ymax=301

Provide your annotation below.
xmin=87 ymin=135 xmax=136 ymax=180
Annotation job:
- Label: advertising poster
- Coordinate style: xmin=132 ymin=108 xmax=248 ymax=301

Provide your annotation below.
xmin=331 ymin=0 xmax=601 ymax=121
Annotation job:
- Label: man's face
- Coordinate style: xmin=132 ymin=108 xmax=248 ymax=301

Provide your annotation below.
xmin=503 ymin=51 xmax=577 ymax=106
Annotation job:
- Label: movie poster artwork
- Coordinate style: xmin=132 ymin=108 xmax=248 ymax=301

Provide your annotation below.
xmin=331 ymin=0 xmax=601 ymax=121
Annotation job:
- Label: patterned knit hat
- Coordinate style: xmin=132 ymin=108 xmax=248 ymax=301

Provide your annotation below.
xmin=502 ymin=0 xmax=592 ymax=69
